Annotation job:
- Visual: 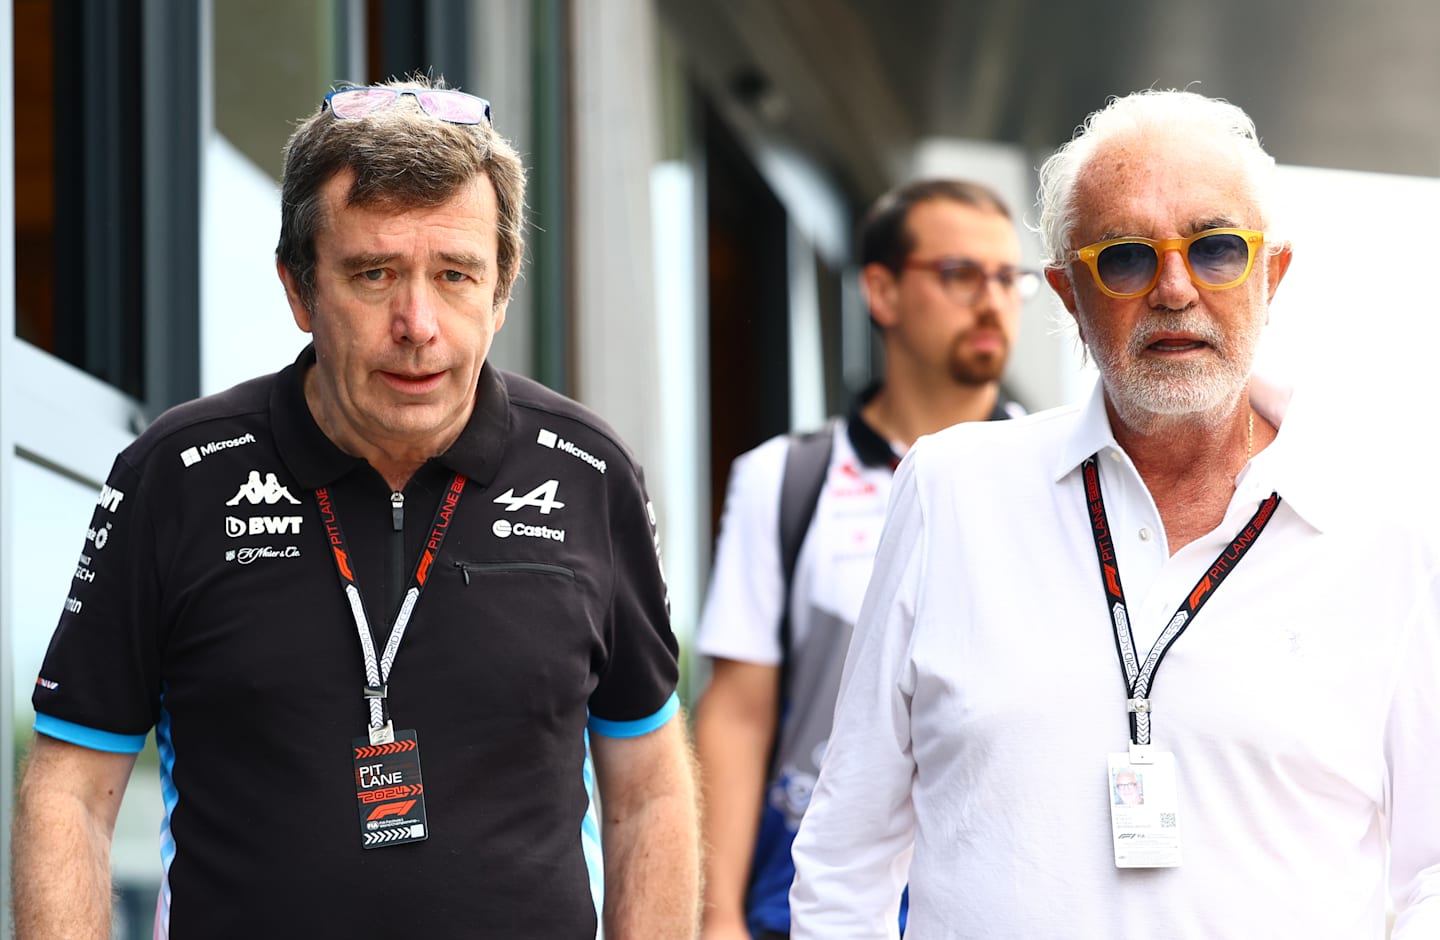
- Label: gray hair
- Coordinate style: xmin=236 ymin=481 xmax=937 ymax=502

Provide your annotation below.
xmin=1036 ymin=89 xmax=1281 ymax=267
xmin=276 ymin=75 xmax=527 ymax=310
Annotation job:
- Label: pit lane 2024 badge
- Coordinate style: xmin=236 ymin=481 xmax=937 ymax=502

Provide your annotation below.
xmin=352 ymin=729 xmax=429 ymax=849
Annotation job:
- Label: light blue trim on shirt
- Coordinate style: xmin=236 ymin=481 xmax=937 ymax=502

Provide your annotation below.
xmin=587 ymin=691 xmax=678 ymax=739
xmin=581 ymin=729 xmax=604 ymax=938
xmin=34 ymin=713 xmax=148 ymax=753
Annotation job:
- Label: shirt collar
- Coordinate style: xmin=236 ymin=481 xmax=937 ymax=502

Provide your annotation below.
xmin=848 ymin=381 xmax=1022 ymax=470
xmin=272 ymin=344 xmax=510 ymax=490
xmin=1052 ymin=374 xmax=1332 ymax=533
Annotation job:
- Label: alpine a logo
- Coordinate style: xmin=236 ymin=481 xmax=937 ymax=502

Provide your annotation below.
xmin=492 ymin=479 xmax=565 ymax=514
xmin=225 ymin=515 xmax=304 ymax=538
xmin=226 ymin=471 xmax=301 ymax=506
xmin=181 ymin=433 xmax=257 ymax=467
xmin=492 ymin=519 xmax=566 ymax=542
xmin=536 ymin=428 xmax=607 ymax=474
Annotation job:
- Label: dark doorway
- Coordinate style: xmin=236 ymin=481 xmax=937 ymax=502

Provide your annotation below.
xmin=704 ymin=103 xmax=791 ymax=533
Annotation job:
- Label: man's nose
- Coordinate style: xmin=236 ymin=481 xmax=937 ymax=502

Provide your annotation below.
xmin=1149 ymin=248 xmax=1198 ymax=306
xmin=393 ymin=283 xmax=439 ymax=345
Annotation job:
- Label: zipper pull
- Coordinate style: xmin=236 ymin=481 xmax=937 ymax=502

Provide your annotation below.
xmin=454 ymin=561 xmax=471 ymax=586
xmin=391 ymin=491 xmax=404 ymax=531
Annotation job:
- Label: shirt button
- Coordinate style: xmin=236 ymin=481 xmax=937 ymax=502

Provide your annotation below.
xmin=1138 ymin=527 xmax=1152 ymax=542
xmin=1109 ymin=450 xmax=1123 ymax=462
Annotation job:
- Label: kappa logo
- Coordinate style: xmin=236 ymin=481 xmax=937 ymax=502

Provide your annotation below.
xmin=181 ymin=433 xmax=257 ymax=467
xmin=492 ymin=479 xmax=565 ymax=514
xmin=536 ymin=428 xmax=607 ymax=474
xmin=225 ymin=515 xmax=304 ymax=538
xmin=226 ymin=471 xmax=301 ymax=506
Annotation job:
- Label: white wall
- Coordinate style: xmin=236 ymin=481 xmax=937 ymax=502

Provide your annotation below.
xmin=200 ymin=134 xmax=297 ymax=395
xmin=1261 ymin=164 xmax=1440 ymax=454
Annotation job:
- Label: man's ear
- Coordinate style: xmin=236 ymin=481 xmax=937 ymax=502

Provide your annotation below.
xmin=1045 ymin=266 xmax=1078 ymax=316
xmin=277 ymin=259 xmax=313 ymax=333
xmin=861 ymin=263 xmax=901 ymax=329
xmin=1264 ymin=242 xmax=1293 ymax=304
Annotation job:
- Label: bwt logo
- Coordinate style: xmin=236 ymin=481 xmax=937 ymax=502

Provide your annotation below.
xmin=98 ymin=485 xmax=125 ymax=513
xmin=225 ymin=515 xmax=304 ymax=538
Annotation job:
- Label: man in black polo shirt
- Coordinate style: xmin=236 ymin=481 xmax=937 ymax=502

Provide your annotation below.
xmin=14 ymin=77 xmax=698 ymax=938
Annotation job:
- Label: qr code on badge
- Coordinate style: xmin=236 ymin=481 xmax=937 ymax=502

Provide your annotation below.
xmin=1160 ymin=813 xmax=1177 ymax=828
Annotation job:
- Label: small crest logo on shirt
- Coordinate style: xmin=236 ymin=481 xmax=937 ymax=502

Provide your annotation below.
xmin=225 ymin=545 xmax=302 ymax=564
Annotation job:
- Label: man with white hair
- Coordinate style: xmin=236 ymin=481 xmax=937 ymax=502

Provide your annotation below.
xmin=789 ymin=89 xmax=1440 ymax=938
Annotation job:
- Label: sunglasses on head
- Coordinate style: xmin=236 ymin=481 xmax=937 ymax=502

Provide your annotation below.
xmin=1069 ymin=228 xmax=1265 ymax=299
xmin=322 ymin=87 xmax=492 ymax=125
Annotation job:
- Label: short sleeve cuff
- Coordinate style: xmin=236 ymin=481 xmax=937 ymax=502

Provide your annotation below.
xmin=588 ymin=691 xmax=679 ymax=739
xmin=35 ymin=713 xmax=148 ymax=754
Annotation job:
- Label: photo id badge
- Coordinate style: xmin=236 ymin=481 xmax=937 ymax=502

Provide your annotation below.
xmin=352 ymin=729 xmax=429 ymax=849
xmin=1107 ymin=749 xmax=1181 ymax=868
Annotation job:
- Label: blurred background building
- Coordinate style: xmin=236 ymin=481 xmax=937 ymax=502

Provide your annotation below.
xmin=3 ymin=1 xmax=1437 ymax=934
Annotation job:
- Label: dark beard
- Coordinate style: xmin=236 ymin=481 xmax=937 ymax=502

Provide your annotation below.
xmin=946 ymin=333 xmax=1007 ymax=386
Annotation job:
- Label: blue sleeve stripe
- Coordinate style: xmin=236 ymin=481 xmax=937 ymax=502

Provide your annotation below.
xmin=588 ymin=692 xmax=679 ymax=739
xmin=34 ymin=714 xmax=148 ymax=754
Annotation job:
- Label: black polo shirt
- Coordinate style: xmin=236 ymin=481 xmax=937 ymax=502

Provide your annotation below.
xmin=34 ymin=346 xmax=679 ymax=937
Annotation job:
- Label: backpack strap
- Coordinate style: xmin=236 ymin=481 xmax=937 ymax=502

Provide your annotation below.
xmin=776 ymin=418 xmax=838 ymax=698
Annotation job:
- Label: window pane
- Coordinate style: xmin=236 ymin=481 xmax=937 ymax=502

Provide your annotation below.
xmin=213 ymin=0 xmax=351 ymax=182
xmin=12 ymin=0 xmax=146 ymax=399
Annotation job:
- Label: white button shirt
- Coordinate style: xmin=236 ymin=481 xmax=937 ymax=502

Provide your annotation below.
xmin=791 ymin=378 xmax=1440 ymax=939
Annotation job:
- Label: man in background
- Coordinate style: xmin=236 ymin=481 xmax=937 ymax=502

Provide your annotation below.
xmin=695 ymin=178 xmax=1037 ymax=939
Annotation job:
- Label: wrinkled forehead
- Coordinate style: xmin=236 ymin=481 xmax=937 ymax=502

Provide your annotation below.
xmin=1071 ymin=132 xmax=1264 ymax=238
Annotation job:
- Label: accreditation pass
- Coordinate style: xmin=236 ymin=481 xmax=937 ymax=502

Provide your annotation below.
xmin=1107 ymin=748 xmax=1181 ymax=868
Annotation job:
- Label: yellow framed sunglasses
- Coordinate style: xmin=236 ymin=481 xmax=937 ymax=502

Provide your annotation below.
xmin=1069 ymin=228 xmax=1265 ymax=299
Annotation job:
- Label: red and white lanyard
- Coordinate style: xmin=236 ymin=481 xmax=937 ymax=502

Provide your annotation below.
xmin=1081 ymin=455 xmax=1280 ymax=745
xmin=316 ymin=473 xmax=467 ymax=744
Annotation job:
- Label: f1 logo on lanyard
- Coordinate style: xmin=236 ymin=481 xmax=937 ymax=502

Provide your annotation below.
xmin=1081 ymin=455 xmax=1280 ymax=869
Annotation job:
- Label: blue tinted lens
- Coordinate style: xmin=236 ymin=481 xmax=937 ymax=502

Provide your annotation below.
xmin=1095 ymin=242 xmax=1158 ymax=295
xmin=1186 ymin=232 xmax=1249 ymax=284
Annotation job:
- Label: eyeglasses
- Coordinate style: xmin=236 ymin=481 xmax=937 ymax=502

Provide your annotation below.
xmin=1069 ymin=228 xmax=1265 ymax=299
xmin=901 ymin=258 xmax=1041 ymax=305
xmin=322 ymin=87 xmax=492 ymax=125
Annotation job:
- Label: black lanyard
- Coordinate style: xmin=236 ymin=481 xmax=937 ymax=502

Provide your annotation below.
xmin=1082 ymin=455 xmax=1280 ymax=746
xmin=316 ymin=473 xmax=467 ymax=744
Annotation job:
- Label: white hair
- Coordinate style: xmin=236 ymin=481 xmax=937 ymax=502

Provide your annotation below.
xmin=1035 ymin=89 xmax=1283 ymax=267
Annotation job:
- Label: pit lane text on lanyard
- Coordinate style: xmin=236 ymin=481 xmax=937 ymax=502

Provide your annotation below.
xmin=1082 ymin=453 xmax=1280 ymax=868
xmin=316 ymin=473 xmax=466 ymax=849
